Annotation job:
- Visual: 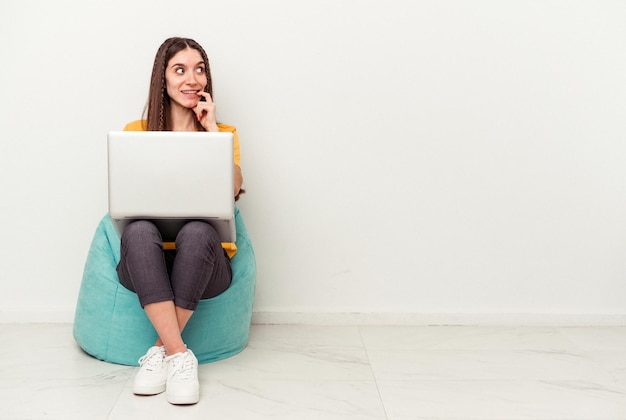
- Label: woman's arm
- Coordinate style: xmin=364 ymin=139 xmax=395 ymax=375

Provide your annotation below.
xmin=234 ymin=164 xmax=243 ymax=200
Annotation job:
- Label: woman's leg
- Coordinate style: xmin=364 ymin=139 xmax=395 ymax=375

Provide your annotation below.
xmin=169 ymin=221 xmax=232 ymax=310
xmin=117 ymin=221 xmax=185 ymax=355
xmin=152 ymin=221 xmax=231 ymax=355
xmin=144 ymin=302 xmax=188 ymax=355
xmin=159 ymin=221 xmax=231 ymax=405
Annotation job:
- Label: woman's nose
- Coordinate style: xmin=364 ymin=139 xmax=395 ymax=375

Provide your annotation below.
xmin=186 ymin=72 xmax=198 ymax=84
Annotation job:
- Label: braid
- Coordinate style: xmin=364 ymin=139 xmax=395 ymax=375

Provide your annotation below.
xmin=159 ymin=71 xmax=166 ymax=130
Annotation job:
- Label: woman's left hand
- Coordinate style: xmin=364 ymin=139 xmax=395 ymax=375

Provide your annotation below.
xmin=194 ymin=92 xmax=219 ymax=132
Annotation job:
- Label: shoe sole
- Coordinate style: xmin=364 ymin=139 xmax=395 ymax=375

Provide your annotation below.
xmin=167 ymin=393 xmax=200 ymax=405
xmin=134 ymin=384 xmax=166 ymax=396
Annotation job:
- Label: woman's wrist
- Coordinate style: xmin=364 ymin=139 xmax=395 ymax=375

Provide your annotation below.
xmin=205 ymin=123 xmax=219 ymax=132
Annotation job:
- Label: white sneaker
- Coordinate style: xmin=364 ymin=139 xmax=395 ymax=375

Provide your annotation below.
xmin=165 ymin=349 xmax=199 ymax=405
xmin=133 ymin=346 xmax=167 ymax=395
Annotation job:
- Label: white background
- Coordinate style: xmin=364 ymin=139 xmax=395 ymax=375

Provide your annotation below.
xmin=1 ymin=0 xmax=625 ymax=324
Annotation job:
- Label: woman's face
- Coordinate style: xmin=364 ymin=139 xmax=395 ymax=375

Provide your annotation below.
xmin=165 ymin=48 xmax=207 ymax=110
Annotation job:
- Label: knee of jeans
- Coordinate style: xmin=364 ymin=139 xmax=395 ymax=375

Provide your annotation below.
xmin=121 ymin=220 xmax=161 ymax=245
xmin=176 ymin=221 xmax=220 ymax=249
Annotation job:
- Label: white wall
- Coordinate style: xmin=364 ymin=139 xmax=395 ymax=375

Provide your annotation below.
xmin=1 ymin=0 xmax=625 ymax=325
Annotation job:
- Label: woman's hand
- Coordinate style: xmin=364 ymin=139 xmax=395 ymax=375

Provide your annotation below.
xmin=194 ymin=92 xmax=219 ymax=132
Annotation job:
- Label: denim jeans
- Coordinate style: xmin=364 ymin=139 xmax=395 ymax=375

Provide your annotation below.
xmin=117 ymin=220 xmax=232 ymax=311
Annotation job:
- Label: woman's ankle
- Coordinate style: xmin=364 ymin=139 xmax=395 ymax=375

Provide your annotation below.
xmin=164 ymin=343 xmax=187 ymax=356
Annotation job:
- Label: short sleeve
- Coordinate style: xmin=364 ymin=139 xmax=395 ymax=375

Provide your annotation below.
xmin=217 ymin=124 xmax=241 ymax=167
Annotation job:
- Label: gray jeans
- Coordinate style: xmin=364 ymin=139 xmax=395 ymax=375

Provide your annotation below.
xmin=117 ymin=220 xmax=232 ymax=311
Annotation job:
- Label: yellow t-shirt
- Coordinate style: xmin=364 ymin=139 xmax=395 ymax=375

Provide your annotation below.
xmin=123 ymin=119 xmax=239 ymax=258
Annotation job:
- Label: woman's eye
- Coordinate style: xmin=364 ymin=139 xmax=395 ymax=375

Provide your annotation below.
xmin=175 ymin=68 xmax=184 ymax=74
xmin=196 ymin=67 xmax=205 ymax=74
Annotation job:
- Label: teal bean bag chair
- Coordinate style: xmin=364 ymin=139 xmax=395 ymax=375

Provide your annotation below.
xmin=73 ymin=207 xmax=255 ymax=366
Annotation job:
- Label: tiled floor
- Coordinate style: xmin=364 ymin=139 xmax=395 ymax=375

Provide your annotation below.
xmin=1 ymin=324 xmax=625 ymax=419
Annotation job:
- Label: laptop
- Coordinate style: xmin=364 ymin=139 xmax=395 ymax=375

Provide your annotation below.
xmin=107 ymin=131 xmax=236 ymax=243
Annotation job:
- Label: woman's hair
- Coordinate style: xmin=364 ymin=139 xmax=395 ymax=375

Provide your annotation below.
xmin=144 ymin=37 xmax=213 ymax=131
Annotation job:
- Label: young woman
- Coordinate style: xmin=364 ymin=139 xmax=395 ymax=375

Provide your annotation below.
xmin=117 ymin=37 xmax=243 ymax=405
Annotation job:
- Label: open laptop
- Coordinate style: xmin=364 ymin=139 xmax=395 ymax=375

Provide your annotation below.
xmin=107 ymin=131 xmax=236 ymax=243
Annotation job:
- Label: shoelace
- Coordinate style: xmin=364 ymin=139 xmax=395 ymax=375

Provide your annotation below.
xmin=138 ymin=347 xmax=165 ymax=372
xmin=166 ymin=352 xmax=194 ymax=380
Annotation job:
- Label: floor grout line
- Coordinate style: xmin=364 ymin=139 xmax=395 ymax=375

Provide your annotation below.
xmin=357 ymin=325 xmax=391 ymax=420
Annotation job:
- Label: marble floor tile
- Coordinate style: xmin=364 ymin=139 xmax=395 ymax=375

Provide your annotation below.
xmin=0 ymin=324 xmax=133 ymax=420
xmin=216 ymin=325 xmax=374 ymax=381
xmin=359 ymin=326 xmax=580 ymax=352
xmin=249 ymin=325 xmax=366 ymax=349
xmin=587 ymin=350 xmax=626 ymax=385
xmin=208 ymin=344 xmax=375 ymax=381
xmin=366 ymin=349 xmax=618 ymax=382
xmin=376 ymin=379 xmax=626 ymax=420
xmin=111 ymin=375 xmax=386 ymax=420
xmin=559 ymin=327 xmax=626 ymax=351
